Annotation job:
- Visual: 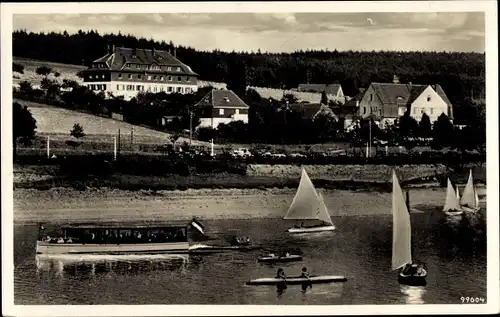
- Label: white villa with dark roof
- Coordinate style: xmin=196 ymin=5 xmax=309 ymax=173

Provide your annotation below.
xmin=82 ymin=45 xmax=199 ymax=100
xmin=357 ymin=75 xmax=454 ymax=126
xmin=194 ymin=89 xmax=250 ymax=129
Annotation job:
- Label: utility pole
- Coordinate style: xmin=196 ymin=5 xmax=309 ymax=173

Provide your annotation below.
xmin=46 ymin=136 xmax=50 ymax=159
xmin=118 ymin=129 xmax=121 ymax=158
xmin=369 ymin=119 xmax=372 ymax=158
xmin=189 ymin=110 xmax=193 ymax=145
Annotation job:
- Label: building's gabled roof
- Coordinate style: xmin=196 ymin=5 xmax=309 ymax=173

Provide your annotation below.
xmin=247 ymin=86 xmax=322 ymax=104
xmin=90 ymin=47 xmax=198 ymax=76
xmin=288 ymin=103 xmax=337 ymax=120
xmin=194 ymin=89 xmax=249 ymax=109
xmin=297 ymin=83 xmax=342 ymax=96
xmin=368 ymin=82 xmax=453 ymax=119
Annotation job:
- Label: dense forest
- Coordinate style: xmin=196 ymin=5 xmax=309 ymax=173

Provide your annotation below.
xmin=13 ymin=30 xmax=485 ymax=108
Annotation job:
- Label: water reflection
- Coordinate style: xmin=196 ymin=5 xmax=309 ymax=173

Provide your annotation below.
xmin=400 ymin=285 xmax=427 ymax=304
xmin=36 ymin=254 xmax=189 ymax=278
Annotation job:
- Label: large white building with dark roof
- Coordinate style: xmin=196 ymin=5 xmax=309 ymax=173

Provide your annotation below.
xmin=82 ymin=45 xmax=199 ymax=100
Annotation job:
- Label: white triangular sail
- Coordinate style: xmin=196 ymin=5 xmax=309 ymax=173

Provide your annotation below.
xmin=443 ymin=179 xmax=461 ymax=212
xmin=317 ymin=192 xmax=335 ymax=227
xmin=460 ymin=170 xmax=477 ymax=208
xmin=283 ymin=168 xmax=334 ymax=226
xmin=474 ymin=188 xmax=480 ymax=207
xmin=392 ymin=171 xmax=412 ymax=271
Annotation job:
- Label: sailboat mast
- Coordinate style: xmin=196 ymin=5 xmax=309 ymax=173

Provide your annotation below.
xmin=406 ymin=189 xmax=414 ymax=265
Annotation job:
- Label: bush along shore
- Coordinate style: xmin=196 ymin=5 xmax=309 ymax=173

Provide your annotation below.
xmin=13 ymin=152 xmax=486 ymax=192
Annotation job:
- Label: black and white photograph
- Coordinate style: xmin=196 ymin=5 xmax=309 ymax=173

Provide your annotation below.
xmin=2 ymin=1 xmax=499 ymax=316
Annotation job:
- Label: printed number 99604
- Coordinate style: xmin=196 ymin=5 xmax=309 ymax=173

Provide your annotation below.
xmin=461 ymin=296 xmax=485 ymax=304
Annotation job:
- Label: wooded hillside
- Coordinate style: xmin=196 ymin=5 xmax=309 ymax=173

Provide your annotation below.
xmin=13 ymin=29 xmax=485 ymax=108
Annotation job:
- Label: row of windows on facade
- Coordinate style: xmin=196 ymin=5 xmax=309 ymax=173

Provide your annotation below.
xmin=94 ymin=63 xmax=182 ymax=72
xmin=219 ymin=108 xmax=241 ymax=115
xmin=362 ymin=106 xmax=441 ymax=116
xmin=87 ymin=84 xmax=193 ymax=94
xmin=369 ymin=94 xmax=433 ymax=102
xmin=88 ymin=73 xmax=190 ymax=82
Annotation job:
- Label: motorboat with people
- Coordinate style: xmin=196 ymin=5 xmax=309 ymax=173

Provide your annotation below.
xmin=443 ymin=178 xmax=464 ymax=217
xmin=460 ymin=169 xmax=481 ymax=213
xmin=36 ymin=222 xmax=191 ymax=255
xmin=246 ymin=266 xmax=347 ymax=285
xmin=257 ymin=250 xmax=302 ymax=263
xmin=391 ymin=170 xmax=427 ymax=286
xmin=36 ymin=219 xmax=257 ymax=256
xmin=283 ymin=168 xmax=336 ymax=234
xmin=230 ymin=236 xmax=251 ymax=246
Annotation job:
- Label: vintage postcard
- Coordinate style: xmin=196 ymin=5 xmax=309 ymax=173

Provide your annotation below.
xmin=1 ymin=1 xmax=498 ymax=316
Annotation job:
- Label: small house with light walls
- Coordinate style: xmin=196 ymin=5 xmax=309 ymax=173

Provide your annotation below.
xmin=194 ymin=89 xmax=250 ymax=129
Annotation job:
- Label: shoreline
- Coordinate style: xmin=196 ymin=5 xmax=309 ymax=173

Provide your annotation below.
xmin=13 ymin=185 xmax=487 ymax=224
xmin=13 ymin=163 xmax=486 ymax=192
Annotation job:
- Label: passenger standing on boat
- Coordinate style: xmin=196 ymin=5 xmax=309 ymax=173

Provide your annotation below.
xmin=300 ymin=267 xmax=312 ymax=292
xmin=276 ymin=268 xmax=287 ymax=292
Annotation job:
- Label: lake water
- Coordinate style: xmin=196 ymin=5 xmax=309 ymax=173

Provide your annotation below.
xmin=14 ymin=211 xmax=486 ymax=305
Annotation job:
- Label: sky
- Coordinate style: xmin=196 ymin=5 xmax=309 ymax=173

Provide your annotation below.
xmin=13 ymin=12 xmax=485 ymax=53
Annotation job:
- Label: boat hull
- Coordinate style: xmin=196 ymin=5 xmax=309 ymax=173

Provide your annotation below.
xmin=444 ymin=210 xmax=464 ymax=217
xmin=287 ymin=225 xmax=336 ymax=234
xmin=246 ymin=275 xmax=347 ymax=285
xmin=257 ymin=255 xmax=302 ymax=263
xmin=398 ymin=272 xmax=427 ymax=286
xmin=461 ymin=206 xmax=481 ymax=213
xmin=36 ymin=241 xmax=190 ymax=255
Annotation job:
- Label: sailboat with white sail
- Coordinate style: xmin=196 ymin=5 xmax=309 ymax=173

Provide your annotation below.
xmin=460 ymin=170 xmax=481 ymax=213
xmin=391 ymin=170 xmax=427 ymax=286
xmin=283 ymin=168 xmax=336 ymax=234
xmin=443 ymin=178 xmax=464 ymax=217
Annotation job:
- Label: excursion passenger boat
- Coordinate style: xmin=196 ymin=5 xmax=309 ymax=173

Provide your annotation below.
xmin=36 ymin=222 xmax=191 ymax=255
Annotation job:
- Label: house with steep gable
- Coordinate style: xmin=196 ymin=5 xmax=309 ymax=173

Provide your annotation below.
xmin=194 ymin=89 xmax=250 ymax=129
xmin=358 ymin=76 xmax=453 ymax=126
xmin=82 ymin=45 xmax=199 ymax=100
xmin=287 ymin=103 xmax=338 ymax=121
xmin=297 ymin=83 xmax=344 ymax=99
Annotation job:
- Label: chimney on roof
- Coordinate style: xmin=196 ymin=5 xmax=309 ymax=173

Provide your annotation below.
xmin=393 ymin=75 xmax=400 ymax=84
xmin=173 ymin=47 xmax=177 ymax=58
xmin=112 ymin=44 xmax=115 ymax=53
xmin=152 ymin=47 xmax=156 ymax=57
xmin=132 ymin=47 xmax=137 ymax=56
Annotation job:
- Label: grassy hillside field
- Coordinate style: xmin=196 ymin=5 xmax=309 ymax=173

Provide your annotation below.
xmin=13 ymin=57 xmax=85 ymax=87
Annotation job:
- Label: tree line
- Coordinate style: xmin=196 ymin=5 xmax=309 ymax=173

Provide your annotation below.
xmin=13 ymin=29 xmax=485 ymax=123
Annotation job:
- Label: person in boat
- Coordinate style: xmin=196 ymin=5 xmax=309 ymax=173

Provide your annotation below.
xmin=300 ymin=222 xmax=304 ymax=228
xmin=276 ymin=268 xmax=287 ymax=292
xmin=57 ymin=237 xmax=65 ymax=244
xmin=66 ymin=237 xmax=73 ymax=243
xmin=300 ymin=267 xmax=310 ymax=279
xmin=276 ymin=268 xmax=287 ymax=280
xmin=300 ymin=267 xmax=312 ymax=292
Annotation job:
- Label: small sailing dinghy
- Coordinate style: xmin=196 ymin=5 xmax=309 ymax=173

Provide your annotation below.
xmin=283 ymin=168 xmax=336 ymax=233
xmin=460 ymin=170 xmax=481 ymax=213
xmin=443 ymin=179 xmax=464 ymax=217
xmin=392 ymin=171 xmax=427 ymax=286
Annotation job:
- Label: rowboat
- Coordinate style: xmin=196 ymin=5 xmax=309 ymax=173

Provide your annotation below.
xmin=392 ymin=170 xmax=427 ymax=286
xmin=283 ymin=168 xmax=336 ymax=234
xmin=246 ymin=275 xmax=347 ymax=286
xmin=257 ymin=254 xmax=302 ymax=263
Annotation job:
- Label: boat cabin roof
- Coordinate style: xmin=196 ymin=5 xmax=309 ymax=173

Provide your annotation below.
xmin=61 ymin=221 xmax=189 ymax=230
